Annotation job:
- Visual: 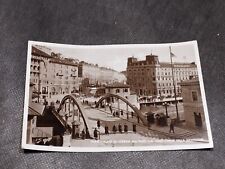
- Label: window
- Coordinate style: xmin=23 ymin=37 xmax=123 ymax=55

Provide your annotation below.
xmin=192 ymin=91 xmax=198 ymax=101
xmin=116 ymin=89 xmax=120 ymax=93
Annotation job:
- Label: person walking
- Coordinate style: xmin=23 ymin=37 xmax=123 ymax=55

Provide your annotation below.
xmin=113 ymin=111 xmax=115 ymax=117
xmin=97 ymin=120 xmax=100 ymax=129
xmin=94 ymin=128 xmax=98 ymax=140
xmin=112 ymin=125 xmax=117 ymax=134
xmin=43 ymin=96 xmax=48 ymax=106
xmin=118 ymin=124 xmax=122 ymax=133
xmin=116 ymin=111 xmax=119 ymax=117
xmin=169 ymin=119 xmax=175 ymax=133
xmin=124 ymin=124 xmax=128 ymax=133
xmin=81 ymin=129 xmax=86 ymax=139
xmin=109 ymin=103 xmax=112 ymax=113
xmin=121 ymin=110 xmax=123 ymax=116
xmin=105 ymin=125 xmax=109 ymax=134
xmin=133 ymin=124 xmax=136 ymax=133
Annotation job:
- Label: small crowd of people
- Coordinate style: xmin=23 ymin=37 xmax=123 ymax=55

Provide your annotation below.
xmin=93 ymin=120 xmax=138 ymax=140
xmin=72 ymin=129 xmax=87 ymax=140
xmin=111 ymin=123 xmax=130 ymax=134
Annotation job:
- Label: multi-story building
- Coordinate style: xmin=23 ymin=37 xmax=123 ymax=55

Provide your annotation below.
xmin=30 ymin=46 xmax=80 ymax=101
xmin=104 ymin=83 xmax=139 ymax=110
xmin=48 ymin=57 xmax=79 ymax=96
xmin=30 ymin=46 xmax=53 ymax=100
xmin=180 ymin=78 xmax=206 ymax=129
xmin=30 ymin=46 xmax=127 ymax=102
xmin=78 ymin=61 xmax=126 ymax=85
xmin=127 ymin=55 xmax=198 ymax=96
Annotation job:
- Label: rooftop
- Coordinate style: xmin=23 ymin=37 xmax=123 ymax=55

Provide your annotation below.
xmin=160 ymin=62 xmax=196 ymax=67
xmin=32 ymin=46 xmax=53 ymax=58
xmin=49 ymin=57 xmax=78 ymax=66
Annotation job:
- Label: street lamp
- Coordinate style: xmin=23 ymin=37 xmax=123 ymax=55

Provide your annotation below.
xmin=163 ymin=102 xmax=169 ymax=118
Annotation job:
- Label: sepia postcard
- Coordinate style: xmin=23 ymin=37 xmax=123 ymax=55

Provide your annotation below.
xmin=21 ymin=41 xmax=213 ymax=152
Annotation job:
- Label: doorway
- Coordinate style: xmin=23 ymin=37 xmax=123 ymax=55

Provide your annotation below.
xmin=194 ymin=112 xmax=202 ymax=127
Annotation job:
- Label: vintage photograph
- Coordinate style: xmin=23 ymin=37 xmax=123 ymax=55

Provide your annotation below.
xmin=22 ymin=41 xmax=213 ymax=152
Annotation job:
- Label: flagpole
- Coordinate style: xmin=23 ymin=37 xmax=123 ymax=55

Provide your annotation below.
xmin=169 ymin=46 xmax=179 ymax=121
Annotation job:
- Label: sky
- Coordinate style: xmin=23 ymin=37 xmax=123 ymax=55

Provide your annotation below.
xmin=44 ymin=42 xmax=197 ymax=72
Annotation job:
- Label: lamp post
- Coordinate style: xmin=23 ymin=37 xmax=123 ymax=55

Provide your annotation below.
xmin=169 ymin=46 xmax=180 ymax=122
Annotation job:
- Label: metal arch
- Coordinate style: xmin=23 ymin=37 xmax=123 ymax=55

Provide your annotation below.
xmin=96 ymin=93 xmax=148 ymax=126
xmin=58 ymin=94 xmax=91 ymax=138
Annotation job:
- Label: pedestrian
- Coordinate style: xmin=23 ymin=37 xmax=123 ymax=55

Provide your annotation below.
xmin=105 ymin=125 xmax=109 ymax=134
xmin=43 ymin=96 xmax=48 ymax=106
xmin=118 ymin=124 xmax=122 ymax=133
xmin=112 ymin=125 xmax=117 ymax=134
xmin=169 ymin=120 xmax=175 ymax=133
xmin=131 ymin=111 xmax=134 ymax=118
xmin=133 ymin=124 xmax=136 ymax=133
xmin=56 ymin=100 xmax=60 ymax=104
xmin=81 ymin=129 xmax=86 ymax=139
xmin=116 ymin=111 xmax=119 ymax=117
xmin=124 ymin=124 xmax=128 ymax=133
xmin=109 ymin=104 xmax=112 ymax=113
xmin=121 ymin=110 xmax=123 ymax=116
xmin=97 ymin=120 xmax=100 ymax=128
xmin=49 ymin=101 xmax=55 ymax=112
xmin=113 ymin=111 xmax=115 ymax=117
xmin=94 ymin=128 xmax=98 ymax=140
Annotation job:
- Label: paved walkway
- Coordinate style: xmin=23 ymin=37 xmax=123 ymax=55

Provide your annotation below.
xmin=88 ymin=106 xmax=208 ymax=140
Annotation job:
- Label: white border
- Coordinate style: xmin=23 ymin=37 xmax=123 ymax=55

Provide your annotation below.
xmin=21 ymin=40 xmax=213 ymax=152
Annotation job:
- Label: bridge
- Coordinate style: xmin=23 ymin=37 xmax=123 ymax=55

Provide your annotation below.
xmin=44 ymin=93 xmax=196 ymax=141
xmin=56 ymin=94 xmax=92 ymax=138
xmin=95 ymin=93 xmax=148 ymax=126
